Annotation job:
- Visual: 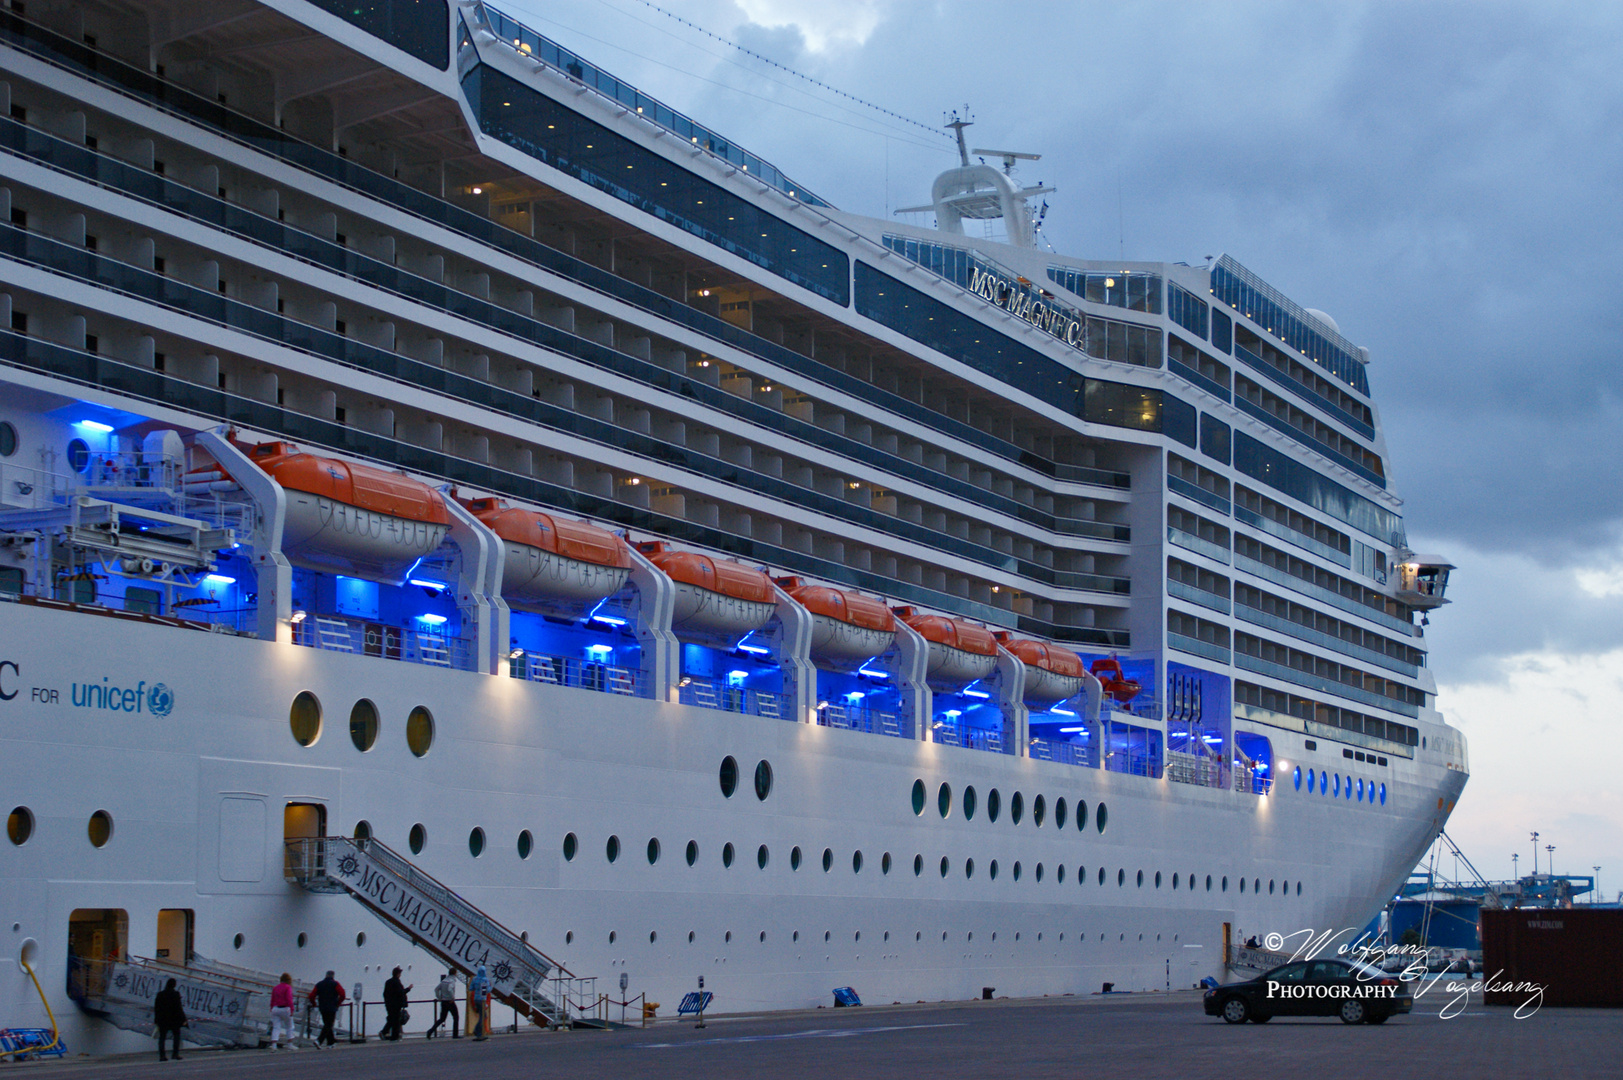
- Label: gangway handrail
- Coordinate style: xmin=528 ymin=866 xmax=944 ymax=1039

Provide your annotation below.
xmin=286 ymin=836 xmax=575 ymax=1024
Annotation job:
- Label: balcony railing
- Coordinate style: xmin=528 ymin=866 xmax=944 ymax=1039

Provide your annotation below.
xmin=1029 ymin=737 xmax=1095 ymax=767
xmin=816 ymin=704 xmax=908 ymax=739
xmin=931 ymin=719 xmax=1007 ymax=754
xmin=679 ymin=678 xmax=787 ymax=719
xmin=294 ymin=615 xmax=475 ymax=671
xmin=512 ymin=652 xmax=644 ymax=697
xmin=1166 ymin=750 xmax=1224 ymax=789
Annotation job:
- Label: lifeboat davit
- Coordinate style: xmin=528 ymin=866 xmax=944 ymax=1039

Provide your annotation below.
xmin=242 ymin=442 xmax=449 ymax=581
xmin=994 ymin=633 xmax=1090 ymax=706
xmin=895 ymin=607 xmax=997 ymax=690
xmin=1089 ymin=655 xmax=1142 ymax=704
xmin=778 ymin=578 xmax=896 ymax=671
xmin=464 ymin=498 xmax=631 ymax=617
xmin=637 ymin=542 xmax=775 ymax=643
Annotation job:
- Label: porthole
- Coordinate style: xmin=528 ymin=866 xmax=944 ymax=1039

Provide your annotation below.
xmin=916 ymin=931 xmax=922 ymax=941
xmin=1172 ymin=873 xmax=1179 ymax=890
xmin=1206 ymin=875 xmax=1213 ymax=891
xmin=852 ymin=850 xmax=864 ymax=874
xmin=757 ymin=844 xmax=769 ymax=870
xmin=754 ymin=760 xmax=773 ymax=800
xmin=854 ymin=931 xmax=861 ymax=943
xmin=1282 ymin=879 xmax=1289 ymax=894
xmin=722 ymin=842 xmax=734 ymax=868
xmin=911 ymin=779 xmax=926 ymax=815
xmin=405 ymin=706 xmax=434 ymax=757
xmin=650 ymin=931 xmax=658 ymax=944
xmin=87 ymin=810 xmax=113 ymax=848
xmin=1254 ymin=878 xmax=1261 ymax=893
xmin=468 ymin=827 xmax=485 ymax=858
xmin=1221 ymin=876 xmax=1228 ymax=892
xmin=1077 ymin=865 xmax=1086 ymax=885
xmin=1011 ymin=791 xmax=1024 ymax=824
xmin=881 ymin=852 xmax=892 ymax=875
xmin=720 ymin=756 xmax=739 ymax=798
xmin=1333 ymin=774 xmax=1341 ymax=797
xmin=687 ymin=931 xmax=694 ymax=943
xmin=289 ymin=691 xmax=322 ymax=746
xmin=687 ymin=840 xmax=699 ymax=866
xmin=348 ymin=698 xmax=379 ymax=752
xmin=1136 ymin=869 xmax=1144 ymax=888
xmin=409 ymin=823 xmax=426 ymax=855
xmin=1117 ymin=868 xmax=1125 ymax=887
xmin=1055 ymin=797 xmax=1068 ymax=829
xmin=1098 ymin=867 xmax=1106 ymax=885
xmin=0 ymin=421 xmax=16 ymax=457
xmin=1033 ymin=794 xmax=1046 ymax=828
xmin=724 ymin=931 xmax=732 ymax=943
xmin=884 ymin=931 xmax=890 ymax=942
xmin=937 ymin=782 xmax=952 ymax=818
xmin=939 ymin=856 xmax=950 ymax=878
xmin=1058 ymin=864 xmax=1066 ymax=884
xmin=517 ymin=830 xmax=533 ymax=860
xmin=1269 ymin=879 xmax=1276 ymax=894
xmin=1344 ymin=776 xmax=1352 ymax=799
xmin=296 ymin=933 xmax=307 ymax=949
xmin=1293 ymin=766 xmax=1302 ymax=791
xmin=824 ymin=931 xmax=831 ymax=943
xmin=759 ymin=931 xmax=766 ymax=942
xmin=6 ymin=807 xmax=32 ymax=846
xmin=606 ymin=835 xmax=621 ymax=863
xmin=1357 ymin=778 xmax=1365 ymax=801
xmin=989 ymin=859 xmax=999 ymax=880
xmin=1319 ymin=771 xmax=1328 ymax=794
xmin=1240 ymin=877 xmax=1247 ymax=893
xmin=354 ymin=820 xmax=372 ymax=842
xmin=965 ymin=858 xmax=975 ymax=879
xmin=1013 ymin=861 xmax=1022 ymax=882
xmin=610 ymin=931 xmax=618 ymax=944
xmin=566 ymin=931 xmax=576 ymax=945
xmin=1155 ymin=871 xmax=1161 ymax=888
xmin=963 ymin=786 xmax=978 ymax=820
xmin=1076 ymin=800 xmax=1088 ymax=831
xmin=987 ymin=788 xmax=1001 ymax=822
xmin=1296 ymin=881 xmax=1303 ymax=896
xmin=790 ymin=845 xmax=801 ymax=870
xmin=1036 ymin=863 xmax=1045 ymax=883
xmin=563 ymin=833 xmax=578 ymax=861
xmin=233 ymin=933 xmax=245 ymax=950
xmin=356 ymin=932 xmax=366 ymax=947
xmin=793 ymin=931 xmax=800 ymax=942
xmin=1096 ymin=803 xmax=1108 ymax=833
xmin=913 ymin=854 xmax=923 ymax=876
xmin=1379 ymin=783 xmax=1387 ymax=806
xmin=822 ymin=847 xmax=833 ymax=873
xmin=1307 ymin=768 xmax=1316 ymax=792
xmin=647 ymin=838 xmax=661 ymax=865
xmin=66 ymin=437 xmax=90 ymax=473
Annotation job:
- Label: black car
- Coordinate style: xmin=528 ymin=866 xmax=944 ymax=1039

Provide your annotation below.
xmin=1204 ymin=958 xmax=1414 ymax=1024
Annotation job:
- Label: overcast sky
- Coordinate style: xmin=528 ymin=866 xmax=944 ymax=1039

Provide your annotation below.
xmin=498 ymin=0 xmax=1623 ymax=897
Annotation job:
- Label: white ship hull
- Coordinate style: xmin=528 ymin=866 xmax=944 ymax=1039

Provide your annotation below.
xmin=0 ymin=601 xmax=1463 ymax=1053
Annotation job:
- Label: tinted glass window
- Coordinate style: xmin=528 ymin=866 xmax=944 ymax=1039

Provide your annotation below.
xmin=1200 ymin=413 xmax=1232 ymax=464
xmin=1234 ymin=431 xmax=1404 ymax=544
xmin=466 ymin=65 xmax=848 ymax=305
xmin=307 ymin=0 xmax=449 ymax=69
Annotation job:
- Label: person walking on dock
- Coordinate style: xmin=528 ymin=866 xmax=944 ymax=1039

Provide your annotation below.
xmin=153 ymin=977 xmax=186 ymax=1061
xmin=308 ymin=970 xmax=346 ymax=1047
xmin=427 ymin=971 xmax=460 ymax=1039
xmin=470 ymin=965 xmax=491 ymax=1041
xmin=381 ymin=967 xmax=412 ymax=1041
xmin=269 ymin=973 xmax=297 ymax=1050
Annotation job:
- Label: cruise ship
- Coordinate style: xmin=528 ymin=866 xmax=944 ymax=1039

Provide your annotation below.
xmin=0 ymin=0 xmax=1469 ymax=1052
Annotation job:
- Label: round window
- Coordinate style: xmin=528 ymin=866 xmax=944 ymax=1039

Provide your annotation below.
xmin=468 ymin=827 xmax=485 ymax=857
xmin=852 ymin=850 xmax=863 ymax=874
xmin=990 ymin=859 xmax=999 ymax=880
xmin=965 ymin=858 xmax=975 ymax=879
xmin=289 ymin=691 xmax=322 ymax=747
xmin=686 ymin=840 xmax=699 ymax=866
xmin=517 ymin=830 xmax=533 ymax=860
xmin=939 ymin=856 xmax=949 ymax=878
xmin=1013 ymin=861 xmax=1022 ymax=882
xmin=757 ymin=844 xmax=768 ymax=870
xmin=963 ymin=785 xmax=977 ymax=820
xmin=647 ymin=838 xmax=661 ymax=865
xmin=88 ymin=810 xmax=113 ymax=848
xmin=405 ymin=706 xmax=434 ymax=757
xmin=1379 ymin=783 xmax=1387 ymax=806
xmin=66 ymin=437 xmax=91 ymax=473
xmin=720 ymin=756 xmax=739 ymax=798
xmin=754 ymin=760 xmax=773 ymax=800
xmin=1096 ymin=803 xmax=1108 ymax=833
xmin=349 ymin=699 xmax=379 ymax=752
xmin=937 ymin=782 xmax=952 ymax=818
xmin=1037 ymin=863 xmax=1045 ymax=883
xmin=987 ymin=788 xmax=1001 ymax=822
xmin=1033 ymin=794 xmax=1046 ymax=828
xmin=1307 ymin=768 xmax=1316 ymax=792
xmin=409 ymin=823 xmax=427 ymax=855
xmin=1011 ymin=791 xmax=1024 ymax=824
xmin=1293 ymin=766 xmax=1302 ymax=791
xmin=606 ymin=835 xmax=621 ymax=863
xmin=0 ymin=421 xmax=17 ymax=457
xmin=910 ymin=778 xmax=925 ymax=815
xmin=1076 ymin=800 xmax=1088 ymax=831
xmin=722 ymin=842 xmax=734 ymax=868
xmin=1055 ymin=797 xmax=1068 ymax=829
xmin=7 ymin=806 xmax=33 ymax=846
xmin=562 ymin=832 xmax=578 ymax=861
xmin=881 ymin=852 xmax=892 ymax=875
xmin=789 ymin=845 xmax=801 ymax=871
xmin=913 ymin=854 xmax=923 ymax=877
xmin=821 ymin=847 xmax=833 ymax=873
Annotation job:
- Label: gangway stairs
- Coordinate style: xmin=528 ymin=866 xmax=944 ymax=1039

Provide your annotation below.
xmin=67 ymin=953 xmax=342 ymax=1047
xmin=286 ymin=836 xmax=588 ymax=1028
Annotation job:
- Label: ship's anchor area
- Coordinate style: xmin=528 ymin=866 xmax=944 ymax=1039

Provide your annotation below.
xmin=285 ymin=836 xmax=594 ymax=1029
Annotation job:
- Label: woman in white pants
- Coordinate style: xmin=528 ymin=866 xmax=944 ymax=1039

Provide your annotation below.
xmin=269 ymin=973 xmax=297 ymax=1050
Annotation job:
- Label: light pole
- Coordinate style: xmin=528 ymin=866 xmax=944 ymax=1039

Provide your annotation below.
xmin=1530 ymin=832 xmax=1539 ymax=876
xmin=1594 ymin=866 xmax=1602 ymax=905
xmin=1512 ymin=853 xmax=1519 ymax=881
xmin=1546 ymin=844 xmax=1556 ymax=878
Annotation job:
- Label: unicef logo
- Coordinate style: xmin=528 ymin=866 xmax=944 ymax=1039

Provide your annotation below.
xmin=146 ymin=683 xmax=174 ymax=717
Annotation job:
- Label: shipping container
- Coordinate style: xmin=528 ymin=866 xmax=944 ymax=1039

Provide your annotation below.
xmin=1479 ymin=908 xmax=1623 ymax=1008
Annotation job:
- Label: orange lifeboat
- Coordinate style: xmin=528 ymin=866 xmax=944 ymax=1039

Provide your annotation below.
xmin=994 ymin=632 xmax=1090 ymax=706
xmin=1089 ymin=655 xmax=1142 ymax=704
xmin=778 ymin=578 xmax=896 ymax=671
xmin=241 ymin=441 xmax=450 ymax=581
xmin=464 ymin=498 xmax=631 ymax=616
xmin=895 ymin=607 xmax=998 ymax=689
xmin=637 ymin=541 xmax=775 ymax=642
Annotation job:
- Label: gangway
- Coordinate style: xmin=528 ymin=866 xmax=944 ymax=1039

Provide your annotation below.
xmin=286 ymin=837 xmax=590 ymax=1028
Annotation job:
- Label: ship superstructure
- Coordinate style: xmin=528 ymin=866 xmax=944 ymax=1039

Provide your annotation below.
xmin=0 ymin=0 xmax=1465 ymax=1051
